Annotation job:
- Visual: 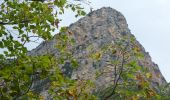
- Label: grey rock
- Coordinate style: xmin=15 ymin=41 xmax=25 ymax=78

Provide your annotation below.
xmin=28 ymin=7 xmax=167 ymax=98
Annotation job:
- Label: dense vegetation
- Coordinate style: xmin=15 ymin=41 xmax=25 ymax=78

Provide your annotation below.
xmin=0 ymin=0 xmax=170 ymax=99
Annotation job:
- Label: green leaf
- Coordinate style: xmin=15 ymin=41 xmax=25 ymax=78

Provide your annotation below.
xmin=13 ymin=26 xmax=18 ymax=29
xmin=81 ymin=11 xmax=86 ymax=16
xmin=71 ymin=59 xmax=78 ymax=69
xmin=0 ymin=41 xmax=4 ymax=48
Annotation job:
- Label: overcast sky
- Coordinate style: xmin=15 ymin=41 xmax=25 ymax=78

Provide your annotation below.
xmin=0 ymin=0 xmax=169 ymax=82
xmin=88 ymin=0 xmax=170 ymax=82
xmin=58 ymin=0 xmax=170 ymax=82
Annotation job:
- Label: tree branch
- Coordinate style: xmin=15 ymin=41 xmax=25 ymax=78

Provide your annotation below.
xmin=104 ymin=52 xmax=125 ymax=100
xmin=103 ymin=43 xmax=129 ymax=100
xmin=14 ymin=62 xmax=35 ymax=99
xmin=0 ymin=20 xmax=31 ymax=25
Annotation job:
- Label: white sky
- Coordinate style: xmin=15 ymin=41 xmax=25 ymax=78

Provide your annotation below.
xmin=0 ymin=0 xmax=169 ymax=82
xmin=87 ymin=0 xmax=170 ymax=82
xmin=59 ymin=0 xmax=170 ymax=82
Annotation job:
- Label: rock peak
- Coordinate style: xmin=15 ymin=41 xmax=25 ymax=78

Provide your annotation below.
xmin=88 ymin=7 xmax=122 ymax=16
xmin=28 ymin=7 xmax=166 ymax=98
xmin=68 ymin=7 xmax=129 ymax=38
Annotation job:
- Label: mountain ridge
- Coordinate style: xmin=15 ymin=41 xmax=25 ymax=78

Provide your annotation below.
xmin=28 ymin=7 xmax=167 ymax=98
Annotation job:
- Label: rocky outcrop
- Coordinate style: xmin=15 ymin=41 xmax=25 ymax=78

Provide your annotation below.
xmin=28 ymin=7 xmax=166 ymax=96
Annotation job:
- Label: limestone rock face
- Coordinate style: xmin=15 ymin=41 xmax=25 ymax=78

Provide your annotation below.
xmin=28 ymin=7 xmax=166 ymax=94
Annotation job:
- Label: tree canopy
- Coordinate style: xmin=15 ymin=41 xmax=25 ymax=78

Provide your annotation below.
xmin=0 ymin=0 xmax=170 ymax=99
xmin=0 ymin=0 xmax=90 ymax=99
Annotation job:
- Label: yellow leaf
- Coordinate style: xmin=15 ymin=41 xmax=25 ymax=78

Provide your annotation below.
xmin=136 ymin=73 xmax=143 ymax=81
xmin=131 ymin=96 xmax=139 ymax=100
xmin=91 ymin=51 xmax=102 ymax=60
xmin=146 ymin=89 xmax=156 ymax=97
xmin=146 ymin=72 xmax=152 ymax=79
xmin=39 ymin=95 xmax=44 ymax=100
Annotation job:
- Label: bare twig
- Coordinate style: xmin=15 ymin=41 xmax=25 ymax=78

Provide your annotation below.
xmin=0 ymin=20 xmax=31 ymax=25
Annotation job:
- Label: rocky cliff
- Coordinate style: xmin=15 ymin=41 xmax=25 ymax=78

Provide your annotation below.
xmin=28 ymin=7 xmax=166 ymax=97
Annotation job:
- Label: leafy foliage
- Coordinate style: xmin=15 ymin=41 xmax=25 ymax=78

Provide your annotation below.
xmin=0 ymin=0 xmax=91 ymax=99
xmin=94 ymin=34 xmax=170 ymax=100
xmin=0 ymin=0 xmax=170 ymax=99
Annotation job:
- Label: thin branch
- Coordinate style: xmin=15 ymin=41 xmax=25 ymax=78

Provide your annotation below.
xmin=29 ymin=37 xmax=40 ymax=43
xmin=0 ymin=1 xmax=7 ymax=7
xmin=28 ymin=36 xmax=39 ymax=38
xmin=27 ymin=0 xmax=46 ymax=2
xmin=0 ymin=20 xmax=31 ymax=25
xmin=104 ymin=52 xmax=125 ymax=100
xmin=0 ymin=89 xmax=3 ymax=99
xmin=103 ymin=44 xmax=128 ymax=100
xmin=14 ymin=62 xmax=35 ymax=99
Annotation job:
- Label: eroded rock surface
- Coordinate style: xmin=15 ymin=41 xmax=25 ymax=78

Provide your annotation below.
xmin=28 ymin=7 xmax=166 ymax=97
